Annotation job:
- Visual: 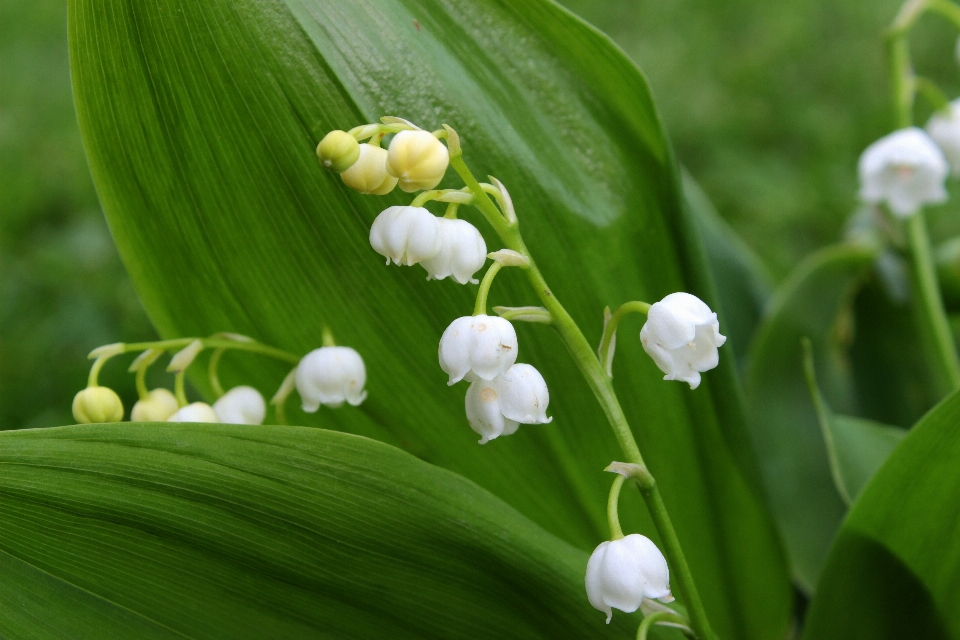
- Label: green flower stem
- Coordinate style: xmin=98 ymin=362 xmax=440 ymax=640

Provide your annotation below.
xmin=119 ymin=338 xmax=300 ymax=365
xmin=208 ymin=348 xmax=226 ymax=398
xmin=474 ymin=261 xmax=504 ymax=315
xmin=887 ymin=6 xmax=960 ymax=394
xmin=450 ymin=153 xmax=717 ymax=640
xmin=135 ymin=364 xmax=150 ymax=400
xmin=174 ymin=370 xmax=188 ymax=407
xmin=607 ymin=473 xmax=626 ymax=540
xmin=598 ymin=301 xmax=652 ymax=375
xmin=322 ymin=327 xmax=336 ymax=348
xmin=637 ymin=612 xmax=694 ymax=640
xmin=87 ymin=356 xmax=109 ymax=387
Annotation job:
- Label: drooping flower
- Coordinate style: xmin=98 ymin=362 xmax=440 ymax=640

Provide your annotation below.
xmin=131 ymin=388 xmax=179 ymax=422
xmin=386 ymin=130 xmax=450 ymax=192
xmin=464 ymin=363 xmax=551 ymax=444
xmin=340 ymin=143 xmax=398 ymax=195
xmin=296 ymin=346 xmax=367 ymax=411
xmin=420 ymin=218 xmax=487 ymax=284
xmin=858 ymin=127 xmax=948 ymax=217
xmin=72 ymin=386 xmax=124 ymax=423
xmin=639 ymin=292 xmax=726 ymax=390
xmin=926 ymin=100 xmax=960 ymax=176
xmin=369 ymin=206 xmax=442 ymax=266
xmin=585 ymin=534 xmax=673 ymax=624
xmin=316 ymin=130 xmax=361 ymax=173
xmin=167 ymin=402 xmax=218 ymax=423
xmin=439 ymin=315 xmax=518 ymax=384
xmin=213 ymin=386 xmax=266 ymax=425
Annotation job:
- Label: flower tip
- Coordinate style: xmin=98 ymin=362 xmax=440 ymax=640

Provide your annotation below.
xmin=659 ymin=593 xmax=675 ymax=604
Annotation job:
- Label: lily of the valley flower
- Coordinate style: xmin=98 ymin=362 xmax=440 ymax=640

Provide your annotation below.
xmin=72 ymin=386 xmax=124 ymax=423
xmin=167 ymin=402 xmax=218 ymax=423
xmin=927 ymin=100 xmax=960 ymax=176
xmin=317 ymin=130 xmax=361 ymax=173
xmin=439 ymin=315 xmax=518 ymax=384
xmin=341 ymin=143 xmax=398 ymax=195
xmin=213 ymin=385 xmax=266 ymax=425
xmin=858 ymin=127 xmax=948 ymax=217
xmin=421 ymin=218 xmax=487 ymax=284
xmin=296 ymin=346 xmax=367 ymax=411
xmin=369 ymin=206 xmax=442 ymax=266
xmin=131 ymin=388 xmax=179 ymax=422
xmin=585 ymin=534 xmax=674 ymax=624
xmin=387 ymin=130 xmax=450 ymax=192
xmin=639 ymin=292 xmax=726 ymax=390
xmin=464 ymin=363 xmax=551 ymax=444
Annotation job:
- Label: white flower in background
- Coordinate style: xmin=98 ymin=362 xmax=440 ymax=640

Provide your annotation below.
xmin=167 ymin=402 xmax=218 ymax=423
xmin=585 ymin=534 xmax=673 ymax=624
xmin=369 ymin=206 xmax=442 ymax=266
xmin=421 ymin=218 xmax=487 ymax=284
xmin=439 ymin=315 xmax=518 ymax=384
xmin=213 ymin=386 xmax=266 ymax=425
xmin=72 ymin=386 xmax=124 ymax=423
xmin=316 ymin=130 xmax=361 ymax=173
xmin=926 ymin=100 xmax=960 ymax=176
xmin=464 ymin=363 xmax=552 ymax=444
xmin=340 ymin=143 xmax=398 ymax=195
xmin=858 ymin=127 xmax=948 ymax=217
xmin=296 ymin=346 xmax=367 ymax=411
xmin=131 ymin=388 xmax=179 ymax=422
xmin=640 ymin=292 xmax=726 ymax=390
xmin=387 ymin=130 xmax=450 ymax=192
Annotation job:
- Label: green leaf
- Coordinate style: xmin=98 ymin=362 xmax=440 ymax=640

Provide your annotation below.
xmin=744 ymin=244 xmax=876 ymax=591
xmin=68 ymin=0 xmax=791 ymax=636
xmin=682 ymin=170 xmax=772 ymax=370
xmin=0 ymin=422 xmax=642 ymax=638
xmin=801 ymin=338 xmax=906 ymax=505
xmin=802 ymin=388 xmax=960 ymax=639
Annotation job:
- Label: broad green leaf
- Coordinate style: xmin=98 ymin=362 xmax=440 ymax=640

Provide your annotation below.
xmin=69 ymin=0 xmax=791 ymax=636
xmin=802 ymin=388 xmax=960 ymax=639
xmin=744 ymin=244 xmax=876 ymax=591
xmin=682 ymin=170 xmax=772 ymax=370
xmin=0 ymin=422 xmax=643 ymax=639
xmin=801 ymin=338 xmax=906 ymax=505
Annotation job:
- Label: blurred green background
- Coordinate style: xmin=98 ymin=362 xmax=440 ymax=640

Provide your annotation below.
xmin=3 ymin=0 xmax=959 ymax=429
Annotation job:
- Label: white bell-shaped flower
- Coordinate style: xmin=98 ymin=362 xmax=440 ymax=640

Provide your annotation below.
xmin=296 ymin=346 xmax=367 ymax=411
xmin=439 ymin=315 xmax=518 ymax=384
xmin=369 ymin=206 xmax=442 ymax=267
xmin=926 ymin=100 xmax=960 ymax=176
xmin=858 ymin=127 xmax=948 ymax=217
xmin=420 ymin=218 xmax=487 ymax=284
xmin=213 ymin=385 xmax=266 ymax=425
xmin=585 ymin=534 xmax=673 ymax=624
xmin=386 ymin=130 xmax=450 ymax=192
xmin=464 ymin=363 xmax=551 ymax=444
xmin=640 ymin=292 xmax=726 ymax=390
xmin=131 ymin=388 xmax=179 ymax=422
xmin=167 ymin=402 xmax=218 ymax=423
xmin=340 ymin=143 xmax=398 ymax=195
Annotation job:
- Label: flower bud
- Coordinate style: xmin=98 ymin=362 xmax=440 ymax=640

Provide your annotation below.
xmin=926 ymin=100 xmax=960 ymax=176
xmin=421 ymin=218 xmax=487 ymax=284
xmin=131 ymin=388 xmax=179 ymax=422
xmin=639 ymin=292 xmax=726 ymax=390
xmin=213 ymin=385 xmax=266 ymax=425
xmin=464 ymin=363 xmax=551 ymax=444
xmin=386 ymin=130 xmax=450 ymax=192
xmin=439 ymin=315 xmax=518 ymax=385
xmin=317 ymin=130 xmax=361 ymax=173
xmin=858 ymin=127 xmax=948 ymax=217
xmin=585 ymin=534 xmax=673 ymax=624
xmin=72 ymin=386 xmax=124 ymax=423
xmin=340 ymin=144 xmax=398 ymax=195
xmin=295 ymin=346 xmax=367 ymax=411
xmin=167 ymin=402 xmax=218 ymax=423
xmin=369 ymin=206 xmax=442 ymax=266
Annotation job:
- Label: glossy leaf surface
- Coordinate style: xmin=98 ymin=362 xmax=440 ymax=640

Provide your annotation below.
xmin=69 ymin=0 xmax=790 ymax=636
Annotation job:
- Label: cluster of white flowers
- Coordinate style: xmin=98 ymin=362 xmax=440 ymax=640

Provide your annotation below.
xmin=585 ymin=533 xmax=673 ymax=624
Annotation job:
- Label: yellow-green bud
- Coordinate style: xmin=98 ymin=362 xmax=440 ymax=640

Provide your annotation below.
xmin=341 ymin=144 xmax=398 ymax=195
xmin=131 ymin=388 xmax=179 ymax=422
xmin=317 ymin=130 xmax=361 ymax=173
xmin=72 ymin=386 xmax=124 ymax=424
xmin=387 ymin=130 xmax=450 ymax=192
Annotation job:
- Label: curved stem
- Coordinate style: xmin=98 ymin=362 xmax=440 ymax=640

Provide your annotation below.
xmin=474 ymin=261 xmax=504 ymax=315
xmin=208 ymin=348 xmax=226 ymax=398
xmin=598 ymin=301 xmax=652 ymax=376
xmin=174 ymin=371 xmax=188 ymax=408
xmin=87 ymin=356 xmax=109 ymax=387
xmin=135 ymin=365 xmax=149 ymax=400
xmin=637 ymin=612 xmax=693 ymax=640
xmin=607 ymin=474 xmax=626 ymax=540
